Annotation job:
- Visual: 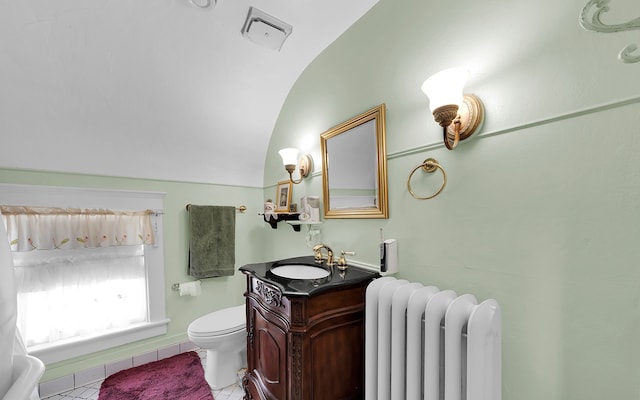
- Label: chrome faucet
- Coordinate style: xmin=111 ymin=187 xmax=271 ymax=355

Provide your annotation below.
xmin=312 ymin=244 xmax=335 ymax=267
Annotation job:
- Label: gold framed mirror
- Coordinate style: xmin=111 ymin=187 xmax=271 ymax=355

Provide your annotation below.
xmin=320 ymin=104 xmax=388 ymax=219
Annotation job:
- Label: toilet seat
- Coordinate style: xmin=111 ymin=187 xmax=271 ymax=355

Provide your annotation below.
xmin=188 ymin=304 xmax=246 ymax=337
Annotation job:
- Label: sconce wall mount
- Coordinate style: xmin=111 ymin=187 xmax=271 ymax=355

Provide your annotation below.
xmin=422 ymin=68 xmax=485 ymax=150
xmin=444 ymin=94 xmax=484 ymax=147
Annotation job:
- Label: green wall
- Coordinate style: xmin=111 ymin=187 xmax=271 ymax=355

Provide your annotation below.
xmin=263 ymin=0 xmax=640 ymax=399
xmin=0 ymin=168 xmax=266 ymax=380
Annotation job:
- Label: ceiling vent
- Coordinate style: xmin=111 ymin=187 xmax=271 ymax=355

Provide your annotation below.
xmin=241 ymin=7 xmax=292 ymax=51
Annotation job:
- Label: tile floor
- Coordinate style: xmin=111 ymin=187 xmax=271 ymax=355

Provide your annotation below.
xmin=41 ymin=349 xmax=245 ymax=400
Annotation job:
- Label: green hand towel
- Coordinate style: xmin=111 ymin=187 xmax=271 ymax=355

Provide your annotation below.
xmin=188 ymin=205 xmax=235 ymax=278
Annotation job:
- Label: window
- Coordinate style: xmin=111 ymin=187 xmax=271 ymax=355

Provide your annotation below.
xmin=0 ymin=184 xmax=168 ymax=364
xmin=13 ymin=245 xmax=148 ymax=348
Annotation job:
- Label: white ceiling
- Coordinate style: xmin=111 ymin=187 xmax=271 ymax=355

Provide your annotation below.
xmin=0 ymin=0 xmax=378 ymax=187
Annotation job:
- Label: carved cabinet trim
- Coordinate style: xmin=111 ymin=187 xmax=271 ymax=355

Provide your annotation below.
xmin=255 ymin=280 xmax=283 ymax=308
xmin=290 ymin=333 xmax=304 ymax=399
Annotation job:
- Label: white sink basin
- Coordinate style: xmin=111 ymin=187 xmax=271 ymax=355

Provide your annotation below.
xmin=270 ymin=265 xmax=330 ymax=279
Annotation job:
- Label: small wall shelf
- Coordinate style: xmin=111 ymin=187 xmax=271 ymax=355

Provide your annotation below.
xmin=261 ymin=213 xmax=322 ymax=231
xmin=286 ymin=220 xmax=323 ymax=232
xmin=262 ymin=213 xmax=299 ymax=230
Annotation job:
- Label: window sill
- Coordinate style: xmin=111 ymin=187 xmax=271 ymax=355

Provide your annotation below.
xmin=30 ymin=319 xmax=171 ymax=365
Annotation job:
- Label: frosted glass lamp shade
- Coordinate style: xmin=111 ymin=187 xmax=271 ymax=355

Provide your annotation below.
xmin=420 ymin=67 xmax=484 ymax=150
xmin=278 ymin=148 xmax=299 ymax=166
xmin=278 ymin=148 xmax=312 ymax=184
xmin=421 ymin=67 xmax=469 ymax=112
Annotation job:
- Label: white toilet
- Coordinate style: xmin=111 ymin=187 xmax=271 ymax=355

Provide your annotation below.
xmin=187 ymin=304 xmax=247 ymax=390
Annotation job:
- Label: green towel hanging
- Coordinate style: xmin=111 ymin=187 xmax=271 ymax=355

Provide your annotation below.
xmin=188 ymin=205 xmax=236 ymax=278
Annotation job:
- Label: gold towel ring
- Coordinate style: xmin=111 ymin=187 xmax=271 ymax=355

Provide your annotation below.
xmin=407 ymin=158 xmax=447 ymax=200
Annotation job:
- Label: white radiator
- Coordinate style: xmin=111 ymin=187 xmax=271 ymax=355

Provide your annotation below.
xmin=365 ymin=277 xmax=501 ymax=400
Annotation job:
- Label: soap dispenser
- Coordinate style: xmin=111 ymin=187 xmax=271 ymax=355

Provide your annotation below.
xmin=380 ymin=239 xmax=398 ymax=275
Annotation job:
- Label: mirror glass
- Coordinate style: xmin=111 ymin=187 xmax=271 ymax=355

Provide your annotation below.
xmin=320 ymin=104 xmax=388 ymax=219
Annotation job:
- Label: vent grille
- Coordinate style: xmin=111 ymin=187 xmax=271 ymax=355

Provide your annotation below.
xmin=241 ymin=7 xmax=292 ymax=51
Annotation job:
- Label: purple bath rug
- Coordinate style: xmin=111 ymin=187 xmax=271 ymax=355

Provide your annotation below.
xmin=98 ymin=351 xmax=214 ymax=400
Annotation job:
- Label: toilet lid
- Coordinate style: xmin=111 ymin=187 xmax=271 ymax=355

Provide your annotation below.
xmin=189 ymin=304 xmax=246 ymax=336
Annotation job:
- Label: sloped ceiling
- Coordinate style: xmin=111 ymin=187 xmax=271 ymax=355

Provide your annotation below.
xmin=0 ymin=0 xmax=378 ymax=187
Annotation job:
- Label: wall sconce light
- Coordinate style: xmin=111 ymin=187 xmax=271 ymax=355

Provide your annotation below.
xmin=278 ymin=148 xmax=313 ymax=184
xmin=421 ymin=67 xmax=484 ymax=150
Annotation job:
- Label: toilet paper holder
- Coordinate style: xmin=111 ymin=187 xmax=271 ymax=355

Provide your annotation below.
xmin=172 ymin=281 xmax=202 ymax=296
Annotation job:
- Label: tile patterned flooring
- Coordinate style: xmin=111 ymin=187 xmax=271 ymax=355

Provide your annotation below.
xmin=41 ymin=350 xmax=245 ymax=400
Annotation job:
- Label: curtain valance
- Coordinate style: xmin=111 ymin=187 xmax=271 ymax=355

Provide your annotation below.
xmin=0 ymin=206 xmax=155 ymax=251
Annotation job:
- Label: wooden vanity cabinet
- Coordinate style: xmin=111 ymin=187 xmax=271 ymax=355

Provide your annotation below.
xmin=242 ymin=276 xmax=369 ymax=400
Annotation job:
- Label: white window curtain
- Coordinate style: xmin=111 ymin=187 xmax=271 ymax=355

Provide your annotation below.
xmin=0 ymin=206 xmax=155 ymax=251
xmin=13 ymin=246 xmax=148 ymax=348
xmin=0 ymin=206 xmax=155 ymax=350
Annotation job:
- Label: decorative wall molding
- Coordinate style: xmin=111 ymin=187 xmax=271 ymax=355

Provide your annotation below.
xmin=389 ymin=95 xmax=640 ymax=161
xmin=580 ymin=0 xmax=640 ymax=63
xmin=278 ymin=95 xmax=640 ymax=189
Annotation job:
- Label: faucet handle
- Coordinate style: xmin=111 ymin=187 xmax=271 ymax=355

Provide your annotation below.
xmin=337 ymin=251 xmax=355 ymax=271
xmin=312 ymin=244 xmax=322 ymax=263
